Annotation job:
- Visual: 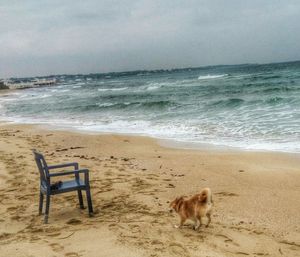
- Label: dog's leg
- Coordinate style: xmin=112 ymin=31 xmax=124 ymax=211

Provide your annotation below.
xmin=199 ymin=216 xmax=203 ymax=227
xmin=206 ymin=213 xmax=211 ymax=227
xmin=194 ymin=218 xmax=201 ymax=230
xmin=174 ymin=217 xmax=186 ymax=229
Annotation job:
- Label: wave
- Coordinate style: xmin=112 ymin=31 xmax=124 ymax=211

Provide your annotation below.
xmin=261 ymin=86 xmax=293 ymax=94
xmin=96 ymin=102 xmax=134 ymax=109
xmin=211 ymin=98 xmax=245 ymax=108
xmin=262 ymin=75 xmax=282 ymax=80
xmin=265 ymin=97 xmax=285 ymax=104
xmin=95 ymin=100 xmax=177 ymax=110
xmin=198 ymin=74 xmax=228 ymax=80
xmin=98 ymin=87 xmax=128 ymax=92
xmin=248 ymin=74 xmax=282 ymax=81
xmin=10 ymin=93 xmax=52 ymax=101
xmin=96 ymin=103 xmax=116 ymax=107
xmin=146 ymin=85 xmax=161 ymax=91
xmin=144 ymin=79 xmax=196 ymax=91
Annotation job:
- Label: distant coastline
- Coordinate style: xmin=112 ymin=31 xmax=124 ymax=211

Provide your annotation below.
xmin=1 ymin=59 xmax=300 ymax=82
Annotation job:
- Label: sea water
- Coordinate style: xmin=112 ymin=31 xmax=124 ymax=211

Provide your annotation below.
xmin=1 ymin=61 xmax=300 ymax=152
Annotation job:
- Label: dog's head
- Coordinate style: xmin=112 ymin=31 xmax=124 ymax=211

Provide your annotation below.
xmin=198 ymin=188 xmax=212 ymax=203
xmin=169 ymin=196 xmax=184 ymax=213
xmin=198 ymin=191 xmax=207 ymax=202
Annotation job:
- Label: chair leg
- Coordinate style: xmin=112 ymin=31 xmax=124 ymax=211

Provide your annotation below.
xmin=86 ymin=187 xmax=93 ymax=216
xmin=77 ymin=190 xmax=84 ymax=209
xmin=44 ymin=194 xmax=50 ymax=224
xmin=39 ymin=192 xmax=44 ymax=215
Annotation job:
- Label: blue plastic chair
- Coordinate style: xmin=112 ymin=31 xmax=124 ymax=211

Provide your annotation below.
xmin=32 ymin=149 xmax=93 ymax=223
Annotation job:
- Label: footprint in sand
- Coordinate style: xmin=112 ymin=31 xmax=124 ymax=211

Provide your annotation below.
xmin=235 ymin=251 xmax=250 ymax=255
xmin=151 ymin=240 xmax=164 ymax=246
xmin=129 ymin=224 xmax=141 ymax=233
xmin=7 ymin=206 xmax=18 ymax=212
xmin=216 ymin=233 xmax=240 ymax=247
xmin=66 ymin=218 xmax=82 ymax=225
xmin=279 ymin=239 xmax=300 ymax=250
xmin=10 ymin=215 xmax=21 ymax=221
xmin=150 ymin=240 xmax=165 ymax=251
xmin=0 ymin=232 xmax=12 ymax=240
xmin=215 ymin=192 xmax=239 ymax=197
xmin=49 ymin=243 xmax=64 ymax=252
xmin=65 ymin=252 xmax=80 ymax=257
xmin=166 ymin=183 xmax=175 ymax=188
xmin=169 ymin=242 xmax=189 ymax=257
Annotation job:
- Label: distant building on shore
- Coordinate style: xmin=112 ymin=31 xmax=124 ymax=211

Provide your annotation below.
xmin=3 ymin=78 xmax=56 ymax=89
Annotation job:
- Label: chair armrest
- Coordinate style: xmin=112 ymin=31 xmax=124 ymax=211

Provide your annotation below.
xmin=49 ymin=169 xmax=89 ymax=178
xmin=47 ymin=162 xmax=79 ymax=170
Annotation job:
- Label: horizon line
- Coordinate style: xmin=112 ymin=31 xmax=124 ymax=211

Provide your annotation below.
xmin=3 ymin=59 xmax=300 ymax=80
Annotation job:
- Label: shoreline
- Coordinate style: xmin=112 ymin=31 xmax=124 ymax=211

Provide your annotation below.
xmin=0 ymin=89 xmax=16 ymax=95
xmin=1 ymin=120 xmax=299 ymax=155
xmin=0 ymin=123 xmax=300 ymax=256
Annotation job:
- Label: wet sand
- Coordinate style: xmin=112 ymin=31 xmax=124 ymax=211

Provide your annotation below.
xmin=0 ymin=123 xmax=299 ymax=257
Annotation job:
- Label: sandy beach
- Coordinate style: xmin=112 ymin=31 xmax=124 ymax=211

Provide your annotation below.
xmin=0 ymin=123 xmax=299 ymax=257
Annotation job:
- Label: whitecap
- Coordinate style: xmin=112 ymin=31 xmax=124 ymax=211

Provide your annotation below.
xmin=96 ymin=103 xmax=115 ymax=107
xmin=146 ymin=85 xmax=160 ymax=90
xmin=98 ymin=87 xmax=128 ymax=92
xmin=38 ymin=94 xmax=51 ymax=99
xmin=198 ymin=74 xmax=228 ymax=80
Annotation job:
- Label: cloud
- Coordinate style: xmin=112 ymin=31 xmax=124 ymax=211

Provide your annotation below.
xmin=1 ymin=0 xmax=300 ymax=77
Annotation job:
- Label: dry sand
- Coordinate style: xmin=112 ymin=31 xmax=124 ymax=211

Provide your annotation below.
xmin=0 ymin=123 xmax=299 ymax=257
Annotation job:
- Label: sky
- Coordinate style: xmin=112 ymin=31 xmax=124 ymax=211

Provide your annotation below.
xmin=1 ymin=0 xmax=300 ymax=78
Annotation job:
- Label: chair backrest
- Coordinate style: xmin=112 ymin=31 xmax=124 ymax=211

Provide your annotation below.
xmin=32 ymin=149 xmax=50 ymax=187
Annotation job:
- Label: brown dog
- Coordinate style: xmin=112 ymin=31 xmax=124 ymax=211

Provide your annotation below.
xmin=169 ymin=187 xmax=213 ymax=230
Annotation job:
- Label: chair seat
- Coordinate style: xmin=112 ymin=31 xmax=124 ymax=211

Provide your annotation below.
xmin=59 ymin=179 xmax=86 ymax=189
xmin=42 ymin=179 xmax=86 ymax=195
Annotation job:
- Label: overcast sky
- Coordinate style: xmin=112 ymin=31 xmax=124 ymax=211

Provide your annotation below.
xmin=1 ymin=0 xmax=300 ymax=78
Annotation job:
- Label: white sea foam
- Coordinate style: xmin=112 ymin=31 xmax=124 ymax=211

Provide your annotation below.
xmin=1 ymin=110 xmax=299 ymax=153
xmin=198 ymin=74 xmax=228 ymax=80
xmin=146 ymin=85 xmax=161 ymax=90
xmin=71 ymin=82 xmax=85 ymax=87
xmin=98 ymin=87 xmax=128 ymax=92
xmin=38 ymin=94 xmax=51 ymax=99
xmin=96 ymin=102 xmax=133 ymax=107
xmin=144 ymin=81 xmax=185 ymax=90
xmin=4 ymin=93 xmax=51 ymax=101
xmin=96 ymin=103 xmax=115 ymax=107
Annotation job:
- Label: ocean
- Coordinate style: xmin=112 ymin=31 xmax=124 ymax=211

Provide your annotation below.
xmin=1 ymin=61 xmax=300 ymax=153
